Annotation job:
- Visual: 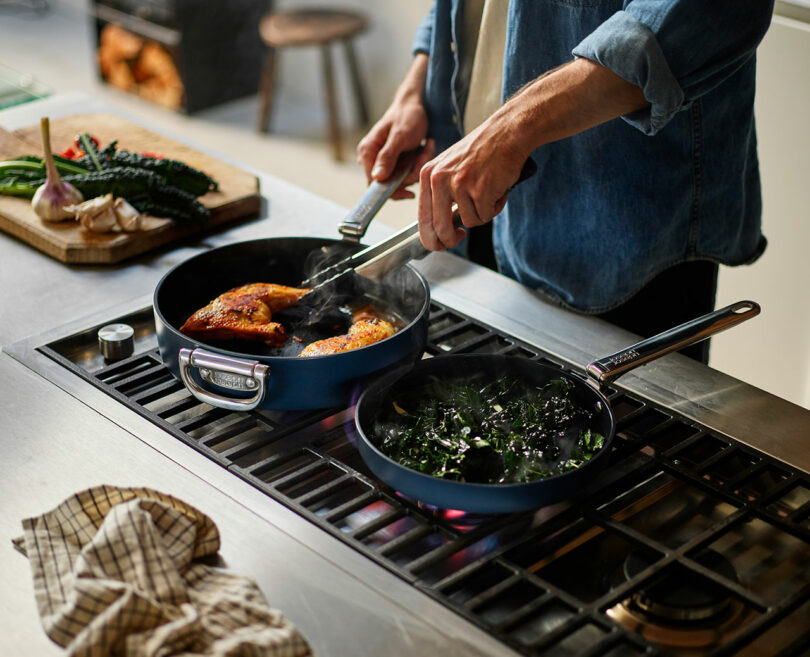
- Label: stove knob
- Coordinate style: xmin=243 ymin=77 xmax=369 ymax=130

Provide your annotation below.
xmin=98 ymin=323 xmax=135 ymax=361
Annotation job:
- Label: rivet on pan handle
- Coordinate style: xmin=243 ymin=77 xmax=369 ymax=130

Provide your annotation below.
xmin=585 ymin=300 xmax=761 ymax=386
xmin=179 ymin=347 xmax=269 ymax=411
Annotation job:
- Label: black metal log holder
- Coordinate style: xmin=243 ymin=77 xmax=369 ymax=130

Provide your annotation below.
xmin=92 ymin=0 xmax=266 ymax=113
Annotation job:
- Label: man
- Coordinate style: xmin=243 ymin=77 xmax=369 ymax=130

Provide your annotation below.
xmin=357 ymin=1 xmax=773 ymax=363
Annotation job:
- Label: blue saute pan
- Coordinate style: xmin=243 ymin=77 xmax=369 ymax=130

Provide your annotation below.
xmin=154 ymin=236 xmax=430 ymax=410
xmin=153 ymin=151 xmax=431 ymax=411
xmin=354 ymin=301 xmax=760 ymax=513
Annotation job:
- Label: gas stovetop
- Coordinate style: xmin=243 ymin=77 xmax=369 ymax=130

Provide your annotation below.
xmin=6 ymin=299 xmax=810 ymax=657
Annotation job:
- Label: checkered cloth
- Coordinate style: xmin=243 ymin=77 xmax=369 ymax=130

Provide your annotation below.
xmin=15 ymin=485 xmax=312 ymax=657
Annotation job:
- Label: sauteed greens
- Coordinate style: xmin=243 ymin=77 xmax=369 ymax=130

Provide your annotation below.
xmin=373 ymin=377 xmax=605 ymax=484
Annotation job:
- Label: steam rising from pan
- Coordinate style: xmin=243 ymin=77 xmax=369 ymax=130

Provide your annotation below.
xmin=248 ymin=244 xmax=421 ymax=356
xmin=297 ymin=243 xmax=421 ymax=328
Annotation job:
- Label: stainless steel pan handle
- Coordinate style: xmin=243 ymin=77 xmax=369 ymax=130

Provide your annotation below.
xmin=179 ymin=347 xmax=269 ymax=411
xmin=339 ymin=147 xmax=423 ymax=241
xmin=585 ymin=300 xmax=760 ymax=386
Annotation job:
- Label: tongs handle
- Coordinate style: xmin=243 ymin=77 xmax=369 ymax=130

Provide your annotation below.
xmin=355 ymin=157 xmax=538 ymax=282
xmin=338 ymin=146 xmax=424 ymax=242
xmin=353 ymin=223 xmax=427 ymax=281
xmin=302 ymin=222 xmax=418 ymax=290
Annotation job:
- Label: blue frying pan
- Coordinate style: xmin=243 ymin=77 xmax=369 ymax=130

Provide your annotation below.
xmin=354 ymin=301 xmax=760 ymax=513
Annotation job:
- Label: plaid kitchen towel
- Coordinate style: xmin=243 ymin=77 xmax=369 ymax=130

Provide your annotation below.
xmin=15 ymin=484 xmax=312 ymax=657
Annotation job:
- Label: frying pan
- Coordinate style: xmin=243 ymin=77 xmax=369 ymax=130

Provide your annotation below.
xmin=354 ymin=300 xmax=760 ymax=513
xmin=154 ymin=151 xmax=431 ymax=411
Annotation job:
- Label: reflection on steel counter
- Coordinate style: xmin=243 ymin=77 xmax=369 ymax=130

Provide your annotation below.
xmin=17 ymin=299 xmax=810 ymax=656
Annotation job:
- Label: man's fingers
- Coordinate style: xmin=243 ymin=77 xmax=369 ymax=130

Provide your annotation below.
xmin=372 ymin=131 xmax=410 ymax=181
xmin=371 ymin=148 xmax=397 ymax=181
xmin=357 ymin=127 xmax=389 ymax=182
xmin=431 ymin=172 xmax=462 ymax=249
xmin=455 ymin=191 xmax=483 ymax=229
xmin=417 ymin=166 xmax=440 ymax=250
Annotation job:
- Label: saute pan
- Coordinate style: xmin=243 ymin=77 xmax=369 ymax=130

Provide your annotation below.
xmin=154 ymin=151 xmax=431 ymax=411
xmin=354 ymin=300 xmax=760 ymax=513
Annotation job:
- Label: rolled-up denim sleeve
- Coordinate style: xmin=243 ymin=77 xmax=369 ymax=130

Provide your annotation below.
xmin=412 ymin=4 xmax=436 ymax=55
xmin=572 ymin=1 xmax=774 ymax=135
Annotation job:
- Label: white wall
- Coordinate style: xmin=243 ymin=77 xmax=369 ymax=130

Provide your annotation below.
xmin=711 ymin=15 xmax=810 ymax=409
xmin=271 ymin=0 xmax=432 ymax=126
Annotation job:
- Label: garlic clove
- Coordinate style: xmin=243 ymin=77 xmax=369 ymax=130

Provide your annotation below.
xmin=64 ymin=193 xmax=114 ymax=217
xmin=79 ymin=205 xmax=118 ymax=233
xmin=113 ymin=197 xmax=142 ymax=232
xmin=66 ymin=194 xmax=119 ymax=233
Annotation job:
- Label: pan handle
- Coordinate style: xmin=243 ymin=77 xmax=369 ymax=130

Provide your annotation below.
xmin=339 ymin=147 xmax=423 ymax=242
xmin=179 ymin=347 xmax=269 ymax=411
xmin=585 ymin=300 xmax=760 ymax=386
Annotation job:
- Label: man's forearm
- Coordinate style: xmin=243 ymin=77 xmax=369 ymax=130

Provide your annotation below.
xmin=393 ymin=53 xmax=430 ymax=107
xmin=488 ymin=58 xmax=649 ymax=160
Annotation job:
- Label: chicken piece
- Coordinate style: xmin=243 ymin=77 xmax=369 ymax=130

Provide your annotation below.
xmin=180 ymin=283 xmax=310 ymax=345
xmin=298 ymin=318 xmax=396 ymax=357
xmin=351 ymin=305 xmax=385 ymax=323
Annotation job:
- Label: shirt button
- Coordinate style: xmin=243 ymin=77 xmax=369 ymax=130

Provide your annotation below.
xmin=450 ymin=41 xmax=456 ymax=53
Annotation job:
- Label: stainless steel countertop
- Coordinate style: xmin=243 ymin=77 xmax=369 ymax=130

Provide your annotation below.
xmin=2 ymin=95 xmax=808 ymax=656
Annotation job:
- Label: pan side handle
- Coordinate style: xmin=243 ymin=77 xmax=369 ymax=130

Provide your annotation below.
xmin=585 ymin=300 xmax=760 ymax=386
xmin=179 ymin=347 xmax=269 ymax=411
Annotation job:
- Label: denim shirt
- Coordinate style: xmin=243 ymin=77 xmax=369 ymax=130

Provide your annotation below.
xmin=413 ymin=0 xmax=772 ymax=312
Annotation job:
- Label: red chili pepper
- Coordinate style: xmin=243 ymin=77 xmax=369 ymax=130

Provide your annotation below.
xmin=60 ymin=146 xmax=78 ymax=160
xmin=140 ymin=151 xmax=164 ymax=159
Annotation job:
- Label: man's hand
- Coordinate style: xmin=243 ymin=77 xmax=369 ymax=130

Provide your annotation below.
xmin=417 ymin=119 xmax=530 ymax=250
xmin=357 ymin=54 xmax=433 ymax=200
xmin=417 ymin=57 xmax=649 ymax=251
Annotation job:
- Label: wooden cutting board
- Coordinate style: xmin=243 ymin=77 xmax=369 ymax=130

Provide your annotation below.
xmin=0 ymin=112 xmax=261 ymax=264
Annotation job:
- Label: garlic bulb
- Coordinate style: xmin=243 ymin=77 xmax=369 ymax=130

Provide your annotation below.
xmin=113 ymin=197 xmax=142 ymax=232
xmin=31 ymin=117 xmax=83 ymax=221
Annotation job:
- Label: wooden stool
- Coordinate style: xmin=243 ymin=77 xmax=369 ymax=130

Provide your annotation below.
xmin=257 ymin=8 xmax=370 ymax=161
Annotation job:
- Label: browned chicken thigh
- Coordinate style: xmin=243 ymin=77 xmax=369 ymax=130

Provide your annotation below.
xmin=180 ymin=283 xmax=310 ymax=345
xmin=298 ymin=317 xmax=396 ymax=357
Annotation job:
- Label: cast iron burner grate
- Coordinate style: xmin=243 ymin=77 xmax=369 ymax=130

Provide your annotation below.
xmin=36 ymin=302 xmax=810 ymax=657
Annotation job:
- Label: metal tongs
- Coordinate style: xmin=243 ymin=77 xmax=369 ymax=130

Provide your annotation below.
xmin=302 ymin=157 xmax=538 ymax=293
